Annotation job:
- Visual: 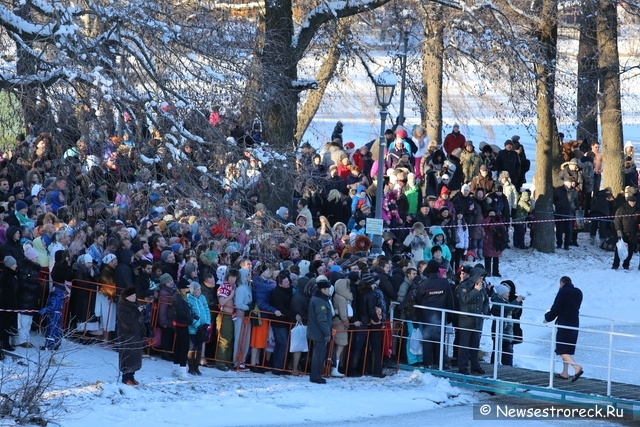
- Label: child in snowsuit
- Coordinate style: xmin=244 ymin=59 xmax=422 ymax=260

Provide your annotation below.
xmin=39 ymin=283 xmax=66 ymax=350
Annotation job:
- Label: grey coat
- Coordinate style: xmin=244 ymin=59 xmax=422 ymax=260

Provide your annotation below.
xmin=117 ymin=295 xmax=144 ymax=373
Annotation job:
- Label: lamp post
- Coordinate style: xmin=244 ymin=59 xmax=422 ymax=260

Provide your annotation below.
xmin=397 ymin=17 xmax=410 ymax=127
xmin=371 ymin=68 xmax=397 ymax=255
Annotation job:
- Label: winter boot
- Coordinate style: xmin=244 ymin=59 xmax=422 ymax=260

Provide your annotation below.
xmin=187 ymin=351 xmax=197 ymax=375
xmin=331 ymin=359 xmax=344 ymax=377
xmin=194 ymin=352 xmax=203 ymax=375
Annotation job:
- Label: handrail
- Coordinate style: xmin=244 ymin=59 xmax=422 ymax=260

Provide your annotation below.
xmin=393 ymin=303 xmax=640 ymax=396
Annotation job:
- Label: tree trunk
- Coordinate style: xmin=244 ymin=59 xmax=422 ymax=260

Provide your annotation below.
xmin=597 ymin=0 xmax=624 ymax=195
xmin=295 ymin=21 xmax=348 ymax=145
xmin=532 ymin=0 xmax=559 ymax=254
xmin=420 ymin=5 xmax=444 ymax=146
xmin=576 ymin=0 xmax=599 ymax=144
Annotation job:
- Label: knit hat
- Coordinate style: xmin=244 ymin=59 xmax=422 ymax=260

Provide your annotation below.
xmin=159 ymin=273 xmax=173 ymax=285
xmin=356 ymin=185 xmax=366 ymax=193
xmin=511 ymin=135 xmax=521 ymax=142
xmin=189 ymin=281 xmax=201 ymax=293
xmin=3 ymin=256 xmax=16 ymax=269
xmin=184 ymin=262 xmax=197 ymax=278
xmin=494 ymin=284 xmax=511 ymax=297
xmin=255 ymin=203 xmax=266 ymax=212
xmin=131 ymin=244 xmax=143 ymax=254
xmin=504 ymin=139 xmax=513 ymax=147
xmin=361 ymin=273 xmax=376 ymax=286
xmin=462 ymin=184 xmax=471 ymax=193
xmin=24 ymin=246 xmax=38 ymax=261
xmin=451 ymin=148 xmax=463 ymax=159
xmin=121 ymin=286 xmax=137 ymax=299
xmin=316 ymin=275 xmax=331 ymax=289
xmin=15 ymin=200 xmax=28 ymax=211
xmin=161 ymin=250 xmax=172 ymax=262
xmin=171 ymin=243 xmax=182 ymax=253
xmin=102 ymin=254 xmax=117 ymax=265
xmin=329 ymin=265 xmax=342 ymax=273
xmin=441 ymin=174 xmax=450 ymax=181
xmin=425 ymin=260 xmax=441 ymax=274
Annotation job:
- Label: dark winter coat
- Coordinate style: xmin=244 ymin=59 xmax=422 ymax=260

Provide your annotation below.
xmin=290 ymin=287 xmax=310 ymax=322
xmin=453 ymin=192 xmax=477 ymax=225
xmin=17 ymin=259 xmax=44 ymax=311
xmin=614 ymin=203 xmax=640 ymax=239
xmin=469 ymin=200 xmax=486 ymax=241
xmin=482 ymin=216 xmax=504 ymax=258
xmin=415 ymin=273 xmax=454 ymax=328
xmin=134 ymin=271 xmax=156 ymax=299
xmin=590 ymin=189 xmax=613 ymax=216
xmin=269 ymin=285 xmax=295 ymax=329
xmin=114 ymin=249 xmax=135 ymax=295
xmin=0 ymin=267 xmax=19 ymax=332
xmin=0 ymin=226 xmax=24 ymax=262
xmin=373 ymin=268 xmax=396 ymax=316
xmin=117 ymin=294 xmax=144 ymax=373
xmin=495 ymin=149 xmax=520 ymax=184
xmin=171 ymin=292 xmax=193 ymax=326
xmin=557 ymin=163 xmax=584 ymax=190
xmin=356 ymin=285 xmax=380 ymax=325
xmin=157 ymin=285 xmax=176 ymax=328
xmin=544 ymin=282 xmax=582 ymax=355
xmin=457 ymin=272 xmax=490 ymax=331
xmin=321 ymin=198 xmax=351 ymax=226
xmin=553 ymin=185 xmax=577 ymax=215
xmin=306 ymin=290 xmax=332 ymax=342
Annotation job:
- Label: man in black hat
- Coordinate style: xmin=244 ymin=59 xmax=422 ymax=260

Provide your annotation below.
xmin=306 ymin=275 xmax=333 ymax=384
xmin=456 ymin=266 xmax=490 ymax=374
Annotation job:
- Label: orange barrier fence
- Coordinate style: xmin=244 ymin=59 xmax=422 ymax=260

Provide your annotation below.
xmin=17 ymin=269 xmax=402 ymax=378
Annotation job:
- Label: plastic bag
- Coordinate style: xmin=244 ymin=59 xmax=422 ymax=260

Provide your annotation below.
xmin=617 ymin=239 xmax=628 ymax=260
xmin=409 ymin=326 xmax=423 ymax=356
xmin=289 ymin=322 xmax=308 ymax=353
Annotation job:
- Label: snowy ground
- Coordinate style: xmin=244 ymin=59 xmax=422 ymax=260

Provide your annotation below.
xmin=2 ymin=232 xmax=639 ymax=427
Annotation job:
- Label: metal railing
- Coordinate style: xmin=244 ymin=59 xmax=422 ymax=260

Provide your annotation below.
xmin=390 ymin=302 xmax=640 ymax=397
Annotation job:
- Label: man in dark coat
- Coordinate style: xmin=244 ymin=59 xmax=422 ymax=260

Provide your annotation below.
xmin=114 ymin=249 xmax=135 ymax=297
xmin=415 ymin=260 xmax=454 ymax=369
xmin=117 ymin=286 xmax=144 ymax=386
xmin=0 ymin=226 xmax=24 ymax=262
xmin=306 ymin=276 xmax=332 ymax=384
xmin=544 ymin=276 xmax=583 ymax=381
xmin=456 ymin=267 xmax=490 ymax=374
xmin=553 ymin=180 xmax=577 ymax=250
xmin=0 ymin=256 xmax=19 ymax=353
xmin=495 ymin=140 xmax=520 ymax=189
xmin=612 ymin=196 xmax=639 ymax=270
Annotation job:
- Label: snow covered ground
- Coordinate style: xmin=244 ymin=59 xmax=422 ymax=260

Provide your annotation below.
xmin=2 ymin=232 xmax=639 ymax=427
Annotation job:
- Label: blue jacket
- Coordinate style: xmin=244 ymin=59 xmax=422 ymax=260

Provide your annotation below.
xmin=424 ymin=226 xmax=452 ymax=261
xmin=253 ymin=275 xmax=277 ymax=319
xmin=187 ymin=293 xmax=211 ymax=334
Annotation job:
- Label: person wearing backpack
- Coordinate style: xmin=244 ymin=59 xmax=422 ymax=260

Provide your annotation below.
xmin=482 ymin=208 xmax=505 ymax=277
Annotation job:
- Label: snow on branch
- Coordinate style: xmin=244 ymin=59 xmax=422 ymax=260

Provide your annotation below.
xmin=292 ymin=0 xmax=392 ymax=58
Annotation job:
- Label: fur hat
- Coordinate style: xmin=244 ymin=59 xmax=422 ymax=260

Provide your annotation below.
xmin=121 ymin=286 xmax=137 ymax=299
xmin=352 ymin=235 xmax=372 ymax=254
xmin=316 ymin=275 xmax=331 ymax=289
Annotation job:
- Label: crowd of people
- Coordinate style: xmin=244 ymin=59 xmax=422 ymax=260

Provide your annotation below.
xmin=0 ymin=115 xmax=625 ymax=385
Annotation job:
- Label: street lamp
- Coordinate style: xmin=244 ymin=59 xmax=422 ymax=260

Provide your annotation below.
xmin=397 ymin=10 xmax=411 ymax=127
xmin=371 ymin=67 xmax=397 ymax=255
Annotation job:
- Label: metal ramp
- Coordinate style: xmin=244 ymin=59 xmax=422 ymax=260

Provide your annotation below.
xmin=398 ymin=362 xmax=640 ymax=414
